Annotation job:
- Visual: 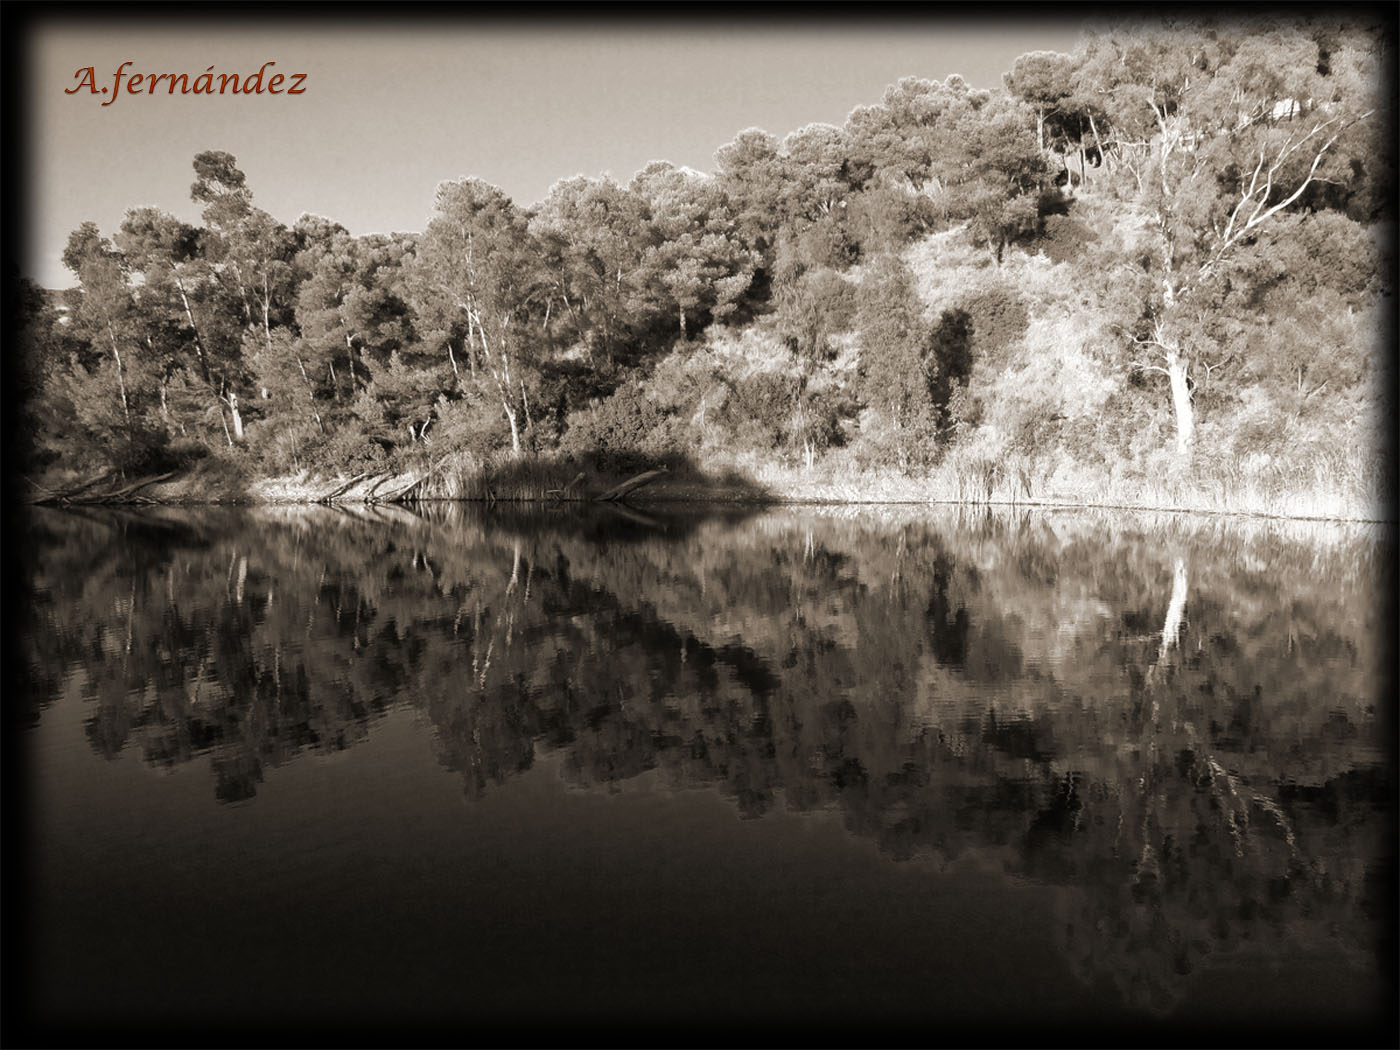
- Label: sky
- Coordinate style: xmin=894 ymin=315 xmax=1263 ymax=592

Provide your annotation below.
xmin=20 ymin=12 xmax=1088 ymax=289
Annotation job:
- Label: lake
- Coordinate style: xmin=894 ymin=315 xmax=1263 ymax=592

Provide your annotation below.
xmin=10 ymin=502 xmax=1396 ymax=1045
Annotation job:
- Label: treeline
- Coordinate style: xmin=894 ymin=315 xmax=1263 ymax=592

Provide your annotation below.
xmin=14 ymin=17 xmax=1395 ymax=504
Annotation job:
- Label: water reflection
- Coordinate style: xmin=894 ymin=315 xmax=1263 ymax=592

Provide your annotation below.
xmin=17 ymin=502 xmax=1394 ymax=1018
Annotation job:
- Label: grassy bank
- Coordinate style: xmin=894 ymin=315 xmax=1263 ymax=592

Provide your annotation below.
xmin=25 ymin=442 xmax=1393 ymax=524
xmin=722 ymin=444 xmax=1394 ymax=522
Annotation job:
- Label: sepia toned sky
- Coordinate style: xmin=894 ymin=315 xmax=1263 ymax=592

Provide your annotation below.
xmin=20 ymin=13 xmax=1086 ymax=288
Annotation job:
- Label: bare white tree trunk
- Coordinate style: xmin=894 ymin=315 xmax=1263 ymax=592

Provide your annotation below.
xmin=503 ymin=401 xmax=521 ymax=458
xmin=104 ymin=321 xmax=133 ymax=426
xmin=1166 ymin=348 xmax=1194 ymax=458
xmin=228 ymin=390 xmax=245 ymax=441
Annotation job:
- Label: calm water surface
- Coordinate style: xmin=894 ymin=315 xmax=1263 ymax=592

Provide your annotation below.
xmin=12 ymin=503 xmax=1396 ymax=1043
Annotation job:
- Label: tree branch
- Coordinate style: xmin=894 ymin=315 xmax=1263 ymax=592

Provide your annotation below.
xmin=1128 ymin=360 xmax=1172 ymax=376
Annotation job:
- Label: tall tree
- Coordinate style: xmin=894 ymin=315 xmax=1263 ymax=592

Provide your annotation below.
xmin=778 ymin=123 xmax=855 ymax=224
xmin=529 ymin=175 xmax=658 ymax=364
xmin=1077 ymin=21 xmax=1383 ymax=459
xmin=295 ymin=227 xmax=418 ymax=415
xmin=190 ymin=150 xmax=300 ymax=439
xmin=939 ymin=97 xmax=1049 ymax=262
xmin=855 ymin=253 xmax=939 ymax=473
xmin=1005 ymin=50 xmax=1103 ymax=189
xmin=60 ymin=224 xmax=173 ymax=471
xmin=713 ymin=128 xmax=785 ymax=262
xmin=844 ymin=75 xmax=992 ymax=197
xmin=1004 ymin=51 xmax=1078 ymax=155
xmin=11 ymin=275 xmax=89 ymax=471
xmin=61 ymin=223 xmax=137 ymax=428
xmin=630 ymin=162 xmax=758 ymax=340
xmin=415 ymin=178 xmax=542 ymax=457
xmin=116 ymin=207 xmax=243 ymax=446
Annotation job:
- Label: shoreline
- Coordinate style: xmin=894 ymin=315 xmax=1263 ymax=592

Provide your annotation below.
xmin=22 ymin=484 xmax=1394 ymax=526
xmin=20 ymin=456 xmax=1392 ymax=525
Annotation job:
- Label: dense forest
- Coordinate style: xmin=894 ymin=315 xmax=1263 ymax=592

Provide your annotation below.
xmin=13 ymin=17 xmax=1396 ymax=516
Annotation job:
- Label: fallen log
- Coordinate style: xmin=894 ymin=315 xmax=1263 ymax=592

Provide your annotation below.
xmin=20 ymin=475 xmax=62 ymax=505
xmin=388 ymin=459 xmax=447 ymax=503
xmin=42 ymin=470 xmax=118 ymax=503
xmin=319 ymin=472 xmax=369 ymax=504
xmin=87 ymin=471 xmax=178 ymax=502
xmin=363 ymin=472 xmax=398 ymax=504
xmin=385 ymin=474 xmax=426 ymax=503
xmin=593 ymin=467 xmax=669 ymax=503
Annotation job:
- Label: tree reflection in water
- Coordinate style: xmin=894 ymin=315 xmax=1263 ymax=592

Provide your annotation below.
xmin=17 ymin=502 xmax=1394 ymax=1017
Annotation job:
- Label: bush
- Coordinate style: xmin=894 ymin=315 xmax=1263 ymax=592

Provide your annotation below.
xmin=783 ymin=388 xmax=846 ymax=465
xmin=959 ymin=284 xmax=1029 ymax=366
xmin=847 ymin=183 xmax=937 ymax=255
xmin=432 ymin=396 xmax=511 ymax=460
xmin=943 ymin=384 xmax=982 ymax=440
xmin=1036 ymin=212 xmax=1099 ymax=265
xmin=850 ymin=406 xmax=939 ymax=475
xmin=774 ymin=267 xmax=858 ymax=362
xmin=720 ymin=372 xmax=803 ymax=451
xmin=247 ymin=419 xmax=321 ymax=476
xmin=558 ymin=382 xmax=675 ymax=473
xmin=773 ymin=215 xmax=859 ymax=284
xmin=305 ymin=418 xmax=388 ymax=476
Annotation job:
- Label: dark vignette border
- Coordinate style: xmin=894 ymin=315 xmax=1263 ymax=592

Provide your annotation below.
xmin=1 ymin=2 xmax=1395 ymax=1048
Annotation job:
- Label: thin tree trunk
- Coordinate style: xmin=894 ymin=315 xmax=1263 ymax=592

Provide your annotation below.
xmin=173 ymin=277 xmax=231 ymax=434
xmin=105 ymin=321 xmax=133 ymax=426
xmin=228 ymin=390 xmax=245 ymax=442
xmin=255 ymin=273 xmax=273 ymax=400
xmin=262 ymin=274 xmax=274 ymax=353
xmin=503 ymin=401 xmax=521 ymax=458
xmin=216 ymin=382 xmax=234 ymax=447
xmin=1166 ymin=348 xmax=1194 ymax=458
xmin=293 ymin=353 xmax=326 ymax=433
xmin=1087 ymin=112 xmax=1110 ymax=173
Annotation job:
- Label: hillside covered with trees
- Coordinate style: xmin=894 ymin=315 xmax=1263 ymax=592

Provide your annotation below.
xmin=14 ymin=17 xmax=1396 ymax=517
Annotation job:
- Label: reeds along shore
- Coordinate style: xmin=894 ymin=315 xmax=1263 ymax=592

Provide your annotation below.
xmin=27 ymin=441 xmax=1393 ymax=524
